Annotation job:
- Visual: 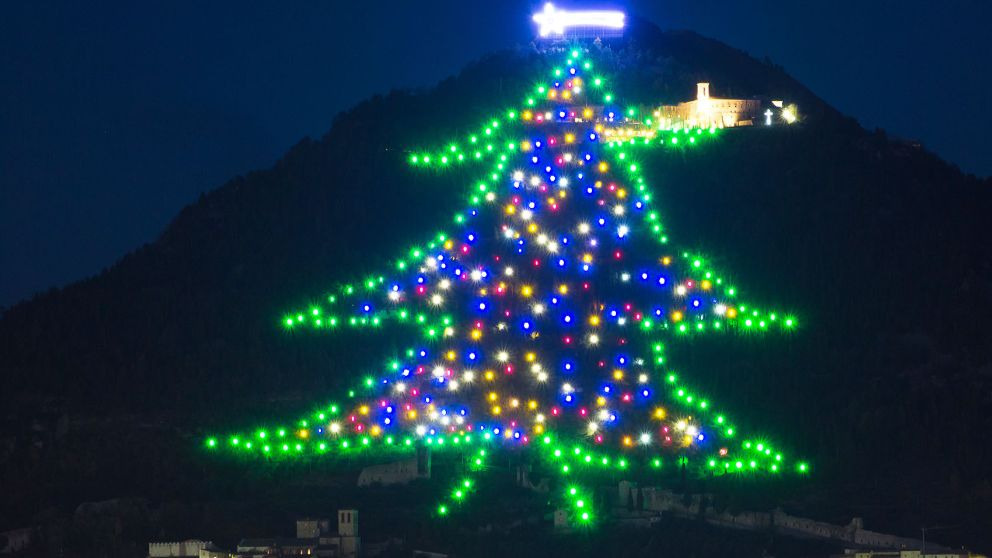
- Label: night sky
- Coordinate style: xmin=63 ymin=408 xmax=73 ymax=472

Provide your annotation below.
xmin=1 ymin=1 xmax=988 ymax=307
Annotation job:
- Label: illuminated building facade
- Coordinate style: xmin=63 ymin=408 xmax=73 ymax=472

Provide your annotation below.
xmin=656 ymin=83 xmax=788 ymax=130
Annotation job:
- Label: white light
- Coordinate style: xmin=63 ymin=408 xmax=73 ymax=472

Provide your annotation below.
xmin=432 ymin=366 xmax=446 ymax=378
xmin=513 ymin=170 xmax=525 ymax=182
xmin=470 ymin=269 xmax=483 ymax=282
xmin=463 ymin=370 xmax=475 ymax=383
xmin=497 ymin=351 xmax=510 ymax=362
xmin=578 ymin=222 xmax=591 ymax=234
xmin=639 ymin=433 xmax=652 ymax=445
xmin=439 ymin=279 xmax=451 ymax=290
xmin=329 ymin=422 xmax=342 ymax=434
xmin=617 ymin=225 xmax=629 ymax=238
xmin=415 ymin=425 xmax=427 ymax=437
xmin=533 ymin=303 xmax=546 ymax=315
xmin=532 ymin=3 xmax=625 ymax=38
xmin=714 ymin=303 xmax=728 ymax=316
xmin=430 ymin=294 xmax=444 ymax=306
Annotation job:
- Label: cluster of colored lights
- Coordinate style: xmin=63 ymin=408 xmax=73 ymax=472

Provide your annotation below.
xmin=207 ymin=46 xmax=808 ymax=523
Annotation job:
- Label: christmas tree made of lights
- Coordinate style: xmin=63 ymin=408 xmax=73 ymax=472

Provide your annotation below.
xmin=206 ymin=46 xmax=807 ymax=524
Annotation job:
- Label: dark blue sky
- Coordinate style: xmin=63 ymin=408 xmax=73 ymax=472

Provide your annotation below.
xmin=1 ymin=1 xmax=988 ymax=307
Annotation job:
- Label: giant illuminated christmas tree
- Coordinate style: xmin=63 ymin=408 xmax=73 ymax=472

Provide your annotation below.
xmin=205 ymin=44 xmax=806 ymax=524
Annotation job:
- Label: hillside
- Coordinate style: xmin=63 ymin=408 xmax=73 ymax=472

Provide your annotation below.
xmin=2 ymin=17 xmax=991 ymax=553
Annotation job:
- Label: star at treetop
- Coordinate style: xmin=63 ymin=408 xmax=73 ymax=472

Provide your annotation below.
xmin=205 ymin=45 xmax=807 ymax=523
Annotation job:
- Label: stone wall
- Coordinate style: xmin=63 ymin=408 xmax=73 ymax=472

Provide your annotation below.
xmin=625 ymin=484 xmax=938 ymax=552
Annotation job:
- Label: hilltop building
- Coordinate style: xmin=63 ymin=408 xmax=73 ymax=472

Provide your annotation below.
xmin=655 ymin=82 xmax=797 ymax=130
xmin=357 ymin=446 xmax=430 ymax=486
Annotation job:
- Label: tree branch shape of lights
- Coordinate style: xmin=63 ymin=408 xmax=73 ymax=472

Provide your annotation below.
xmin=532 ymin=3 xmax=625 ymax=38
xmin=204 ymin=45 xmax=809 ymax=528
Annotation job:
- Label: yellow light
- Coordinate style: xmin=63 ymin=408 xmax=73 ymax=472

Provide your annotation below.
xmin=510 ymin=398 xmax=520 ymax=408
xmin=588 ymin=314 xmax=600 ymax=326
xmin=521 ymin=285 xmax=534 ymax=297
xmin=582 ymin=107 xmax=593 ymax=119
xmin=596 ymin=396 xmax=607 ymax=406
xmin=598 ymin=162 xmax=609 ymax=172
xmin=616 ymin=188 xmax=626 ymax=199
xmin=527 ymin=223 xmax=539 ymax=234
xmin=359 ymin=405 xmax=370 ymax=415
xmin=528 ymin=400 xmax=538 ymax=410
xmin=671 ymin=311 xmax=683 ymax=322
xmin=370 ymin=425 xmax=381 ymax=436
xmin=612 ymin=369 xmax=624 ymax=380
xmin=662 ymin=256 xmax=672 ymax=266
xmin=298 ymin=429 xmax=309 ymax=439
xmin=470 ymin=329 xmax=483 ymax=340
xmin=582 ymin=253 xmax=593 ymax=264
xmin=446 ymin=350 xmax=456 ymax=361
xmin=534 ymin=424 xmax=544 ymax=434
xmin=505 ymin=204 xmax=516 ymax=215
xmin=558 ymin=284 xmax=569 ymax=295
xmin=561 ymin=90 xmax=571 ymax=100
xmin=407 ymin=409 xmax=417 ymax=419
xmin=488 ymin=392 xmax=499 ymax=402
xmin=522 ymin=111 xmax=533 ymax=121
xmin=653 ymin=407 xmax=667 ymax=420
xmin=525 ymin=352 xmax=536 ymax=362
xmin=564 ymin=133 xmax=575 ymax=143
xmin=443 ymin=239 xmax=454 ymax=250
xmin=701 ymin=280 xmax=712 ymax=290
xmin=485 ymin=370 xmax=496 ymax=381
xmin=726 ymin=308 xmax=738 ymax=319
xmin=492 ymin=405 xmax=501 ymax=415
xmin=622 ymin=435 xmax=634 ymax=447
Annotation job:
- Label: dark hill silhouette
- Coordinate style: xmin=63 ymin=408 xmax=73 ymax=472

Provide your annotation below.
xmin=2 ymin=17 xmax=991 ymax=552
